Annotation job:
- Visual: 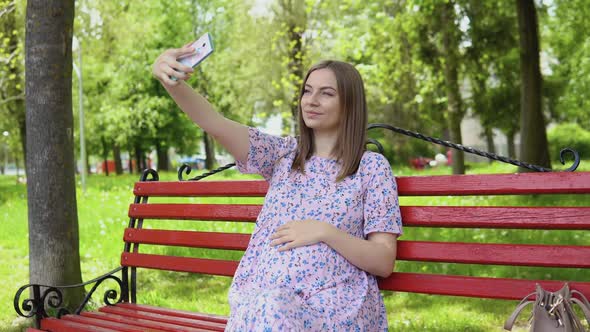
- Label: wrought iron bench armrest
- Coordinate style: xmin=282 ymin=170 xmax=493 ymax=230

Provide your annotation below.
xmin=14 ymin=266 xmax=125 ymax=325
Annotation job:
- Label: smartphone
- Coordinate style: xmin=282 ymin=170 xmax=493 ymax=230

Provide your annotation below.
xmin=170 ymin=32 xmax=214 ymax=80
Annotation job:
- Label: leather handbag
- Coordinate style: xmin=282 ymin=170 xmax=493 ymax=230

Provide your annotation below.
xmin=504 ymin=283 xmax=590 ymax=331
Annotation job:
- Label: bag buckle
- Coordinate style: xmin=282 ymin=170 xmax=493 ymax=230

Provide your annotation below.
xmin=548 ymin=295 xmax=564 ymax=315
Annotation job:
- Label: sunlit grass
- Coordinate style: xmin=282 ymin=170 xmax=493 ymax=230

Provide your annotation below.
xmin=1 ymin=160 xmax=589 ymax=331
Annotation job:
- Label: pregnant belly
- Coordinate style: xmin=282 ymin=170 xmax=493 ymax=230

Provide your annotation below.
xmin=263 ymin=242 xmax=357 ymax=293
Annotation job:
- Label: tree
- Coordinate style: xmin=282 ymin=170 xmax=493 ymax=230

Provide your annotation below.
xmin=463 ymin=0 xmax=520 ymax=159
xmin=0 ymin=0 xmax=25 ymax=163
xmin=25 ymin=0 xmax=83 ymax=307
xmin=439 ymin=1 xmax=465 ymax=174
xmin=515 ymin=0 xmax=550 ymax=171
xmin=546 ymin=0 xmax=590 ymax=125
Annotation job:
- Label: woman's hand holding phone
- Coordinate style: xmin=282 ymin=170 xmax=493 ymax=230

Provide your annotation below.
xmin=152 ymin=33 xmax=214 ymax=86
xmin=152 ymin=44 xmax=196 ymax=86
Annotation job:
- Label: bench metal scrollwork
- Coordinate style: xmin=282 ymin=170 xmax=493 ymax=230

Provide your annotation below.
xmin=13 ymin=267 xmax=125 ymax=327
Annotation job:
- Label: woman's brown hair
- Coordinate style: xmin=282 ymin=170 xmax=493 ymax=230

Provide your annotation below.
xmin=291 ymin=60 xmax=368 ymax=182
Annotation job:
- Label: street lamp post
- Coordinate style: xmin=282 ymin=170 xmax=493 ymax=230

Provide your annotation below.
xmin=72 ymin=36 xmax=87 ymax=193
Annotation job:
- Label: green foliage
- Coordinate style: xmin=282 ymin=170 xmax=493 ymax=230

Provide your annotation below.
xmin=546 ymin=0 xmax=590 ymax=124
xmin=547 ymin=123 xmax=590 ymax=162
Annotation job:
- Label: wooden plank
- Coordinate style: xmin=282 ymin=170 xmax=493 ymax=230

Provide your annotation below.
xmin=99 ymin=306 xmax=226 ymax=332
xmin=40 ymin=317 xmax=116 ymax=332
xmin=128 ymin=204 xmax=590 ymax=230
xmin=124 ymin=229 xmax=250 ymax=250
xmin=133 ymin=172 xmax=590 ymax=197
xmin=81 ymin=311 xmax=209 ymax=332
xmin=128 ymin=203 xmax=260 ymax=222
xmin=378 ymin=272 xmax=590 ymax=300
xmin=122 ymin=230 xmax=590 ymax=268
xmin=116 ymin=303 xmax=228 ymax=324
xmin=400 ymin=206 xmax=590 ymax=229
xmin=62 ymin=315 xmax=146 ymax=332
xmin=396 ymin=172 xmax=590 ymax=196
xmin=397 ymin=241 xmax=590 ymax=267
xmin=134 ymin=180 xmax=268 ymax=197
xmin=121 ymin=252 xmax=238 ymax=277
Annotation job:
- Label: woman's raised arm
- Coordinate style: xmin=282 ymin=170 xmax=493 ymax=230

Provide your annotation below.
xmin=152 ymin=45 xmax=249 ymax=164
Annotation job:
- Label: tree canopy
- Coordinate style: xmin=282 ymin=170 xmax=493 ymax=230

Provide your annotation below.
xmin=2 ymin=0 xmax=588 ymax=175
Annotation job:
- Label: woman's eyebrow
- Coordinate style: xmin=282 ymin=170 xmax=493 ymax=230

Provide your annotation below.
xmin=304 ymin=84 xmax=337 ymax=91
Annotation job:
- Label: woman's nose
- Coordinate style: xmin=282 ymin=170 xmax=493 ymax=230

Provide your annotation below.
xmin=307 ymin=93 xmax=320 ymax=106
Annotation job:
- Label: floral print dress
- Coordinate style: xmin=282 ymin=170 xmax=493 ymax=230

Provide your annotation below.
xmin=225 ymin=128 xmax=403 ymax=331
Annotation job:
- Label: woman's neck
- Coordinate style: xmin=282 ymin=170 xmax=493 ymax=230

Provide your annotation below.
xmin=313 ymin=131 xmax=338 ymax=158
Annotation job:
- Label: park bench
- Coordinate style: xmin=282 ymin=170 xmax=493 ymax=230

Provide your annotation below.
xmin=14 ymin=125 xmax=590 ymax=331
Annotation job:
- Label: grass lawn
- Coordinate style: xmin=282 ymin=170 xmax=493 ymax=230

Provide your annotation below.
xmin=1 ymin=160 xmax=589 ymax=331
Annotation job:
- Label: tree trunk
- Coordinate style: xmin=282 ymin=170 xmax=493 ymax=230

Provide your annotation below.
xmin=16 ymin=156 xmax=20 ymax=182
xmin=113 ymin=143 xmax=123 ymax=175
xmin=127 ymin=152 xmax=134 ymax=174
xmin=507 ymin=129 xmax=516 ymax=159
xmin=204 ymin=132 xmax=216 ymax=170
xmin=101 ymin=137 xmax=109 ymax=176
xmin=86 ymin=152 xmax=91 ymax=176
xmin=134 ymin=144 xmax=144 ymax=173
xmin=484 ymin=126 xmax=496 ymax=163
xmin=0 ymin=145 xmax=4 ymax=174
xmin=19 ymin=113 xmax=26 ymax=164
xmin=24 ymin=0 xmax=83 ymax=309
xmin=516 ymin=0 xmax=551 ymax=172
xmin=441 ymin=2 xmax=465 ymax=174
xmin=155 ymin=141 xmax=170 ymax=171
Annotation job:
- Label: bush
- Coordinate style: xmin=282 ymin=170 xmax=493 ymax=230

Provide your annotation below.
xmin=547 ymin=123 xmax=590 ymax=161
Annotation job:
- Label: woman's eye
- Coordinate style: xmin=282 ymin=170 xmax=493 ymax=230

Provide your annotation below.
xmin=322 ymin=91 xmax=334 ymax=96
xmin=303 ymin=89 xmax=311 ymax=94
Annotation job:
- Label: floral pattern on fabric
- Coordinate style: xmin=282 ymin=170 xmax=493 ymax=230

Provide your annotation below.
xmin=225 ymin=128 xmax=402 ymax=331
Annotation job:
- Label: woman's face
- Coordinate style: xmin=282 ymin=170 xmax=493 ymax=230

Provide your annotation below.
xmin=300 ymin=68 xmax=342 ymax=134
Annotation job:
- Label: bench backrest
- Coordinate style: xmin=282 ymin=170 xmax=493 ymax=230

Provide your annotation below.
xmin=123 ymin=171 xmax=590 ymax=302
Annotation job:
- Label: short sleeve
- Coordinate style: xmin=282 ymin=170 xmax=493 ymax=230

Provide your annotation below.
xmin=363 ymin=153 xmax=403 ymax=238
xmin=235 ymin=127 xmax=296 ymax=182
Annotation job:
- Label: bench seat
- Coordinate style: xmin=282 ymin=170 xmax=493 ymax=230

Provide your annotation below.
xmin=15 ymin=170 xmax=590 ymax=330
xmin=39 ymin=303 xmax=227 ymax=332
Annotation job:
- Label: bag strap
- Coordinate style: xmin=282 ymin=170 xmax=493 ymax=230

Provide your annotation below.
xmin=570 ymin=290 xmax=590 ymax=327
xmin=504 ymin=292 xmax=536 ymax=331
xmin=571 ymin=298 xmax=590 ymax=328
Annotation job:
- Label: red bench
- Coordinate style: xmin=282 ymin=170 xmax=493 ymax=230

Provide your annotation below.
xmin=15 ymin=169 xmax=590 ymax=331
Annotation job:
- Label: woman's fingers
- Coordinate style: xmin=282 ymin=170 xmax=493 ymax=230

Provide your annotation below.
xmin=269 ymin=235 xmax=290 ymax=247
xmin=153 ymin=46 xmax=196 ymax=84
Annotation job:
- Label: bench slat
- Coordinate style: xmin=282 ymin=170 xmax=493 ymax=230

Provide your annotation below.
xmin=123 ymin=229 xmax=590 ymax=268
xmin=128 ymin=204 xmax=590 ymax=230
xmin=379 ymin=272 xmax=590 ymax=300
xmin=124 ymin=250 xmax=590 ymax=301
xmin=121 ymin=252 xmax=238 ymax=277
xmin=128 ymin=203 xmax=259 ymax=222
xmin=99 ymin=306 xmax=225 ymax=332
xmin=396 ymin=172 xmax=590 ymax=195
xmin=401 ymin=206 xmax=590 ymax=229
xmin=134 ymin=180 xmax=269 ymax=197
xmin=398 ymin=241 xmax=590 ymax=267
xmin=82 ymin=311 xmax=210 ymax=332
xmin=40 ymin=317 xmax=117 ymax=332
xmin=116 ymin=303 xmax=228 ymax=324
xmin=82 ymin=311 xmax=200 ymax=332
xmin=132 ymin=172 xmax=590 ymax=197
xmin=124 ymin=228 xmax=250 ymax=250
xmin=62 ymin=314 xmax=147 ymax=332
